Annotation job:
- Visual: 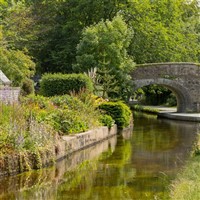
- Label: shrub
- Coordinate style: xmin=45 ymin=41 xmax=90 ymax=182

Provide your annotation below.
xmin=49 ymin=109 xmax=89 ymax=134
xmin=99 ymin=101 xmax=132 ymax=128
xmin=0 ymin=103 xmax=55 ymax=155
xmin=40 ymin=73 xmax=94 ymax=97
xmin=99 ymin=114 xmax=115 ymax=129
xmin=22 ymin=94 xmax=101 ymax=135
xmin=21 ymin=78 xmax=35 ymax=96
xmin=50 ymin=94 xmax=101 ymax=133
xmin=22 ymin=94 xmax=50 ymax=109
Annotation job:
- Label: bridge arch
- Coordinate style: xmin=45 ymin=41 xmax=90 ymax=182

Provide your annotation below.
xmin=133 ymin=78 xmax=193 ymax=113
xmin=131 ymin=63 xmax=200 ymax=113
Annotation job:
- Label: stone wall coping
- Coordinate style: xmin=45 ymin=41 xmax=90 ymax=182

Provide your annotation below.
xmin=62 ymin=126 xmax=111 ymax=142
xmin=57 ymin=125 xmax=118 ymax=161
xmin=136 ymin=62 xmax=200 ymax=68
xmin=0 ymin=86 xmax=20 ymax=90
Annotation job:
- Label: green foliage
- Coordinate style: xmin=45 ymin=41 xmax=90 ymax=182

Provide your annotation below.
xmin=166 ymin=93 xmax=177 ymax=107
xmin=21 ymin=78 xmax=35 ymax=96
xmin=125 ymin=0 xmax=200 ymax=63
xmin=99 ymin=101 xmax=132 ymax=129
xmin=51 ymin=94 xmax=101 ymax=134
xmin=74 ymin=15 xmax=134 ymax=72
xmin=40 ymin=73 xmax=94 ymax=97
xmin=99 ymin=114 xmax=115 ymax=129
xmin=0 ymin=103 xmax=55 ymax=156
xmin=1 ymin=1 xmax=37 ymax=51
xmin=74 ymin=15 xmax=135 ymax=100
xmin=49 ymin=109 xmax=88 ymax=134
xmin=27 ymin=0 xmax=122 ymax=73
xmin=170 ymin=156 xmax=200 ymax=200
xmin=0 ymin=2 xmax=35 ymax=88
xmin=1 ymin=0 xmax=199 ymax=77
xmin=131 ymin=104 xmax=159 ymax=114
xmin=0 ymin=46 xmax=35 ymax=87
xmin=22 ymin=93 xmax=101 ymax=135
xmin=138 ymin=85 xmax=175 ymax=106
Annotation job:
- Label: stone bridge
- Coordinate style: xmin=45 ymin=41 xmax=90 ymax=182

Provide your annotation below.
xmin=131 ymin=62 xmax=200 ymax=113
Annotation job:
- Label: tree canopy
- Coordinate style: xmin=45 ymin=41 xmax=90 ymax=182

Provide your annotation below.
xmin=0 ymin=0 xmax=199 ymax=98
xmin=125 ymin=0 xmax=200 ymax=64
xmin=74 ymin=15 xmax=135 ymax=99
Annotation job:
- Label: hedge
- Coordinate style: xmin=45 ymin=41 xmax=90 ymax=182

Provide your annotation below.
xmin=40 ymin=73 xmax=94 ymax=97
xmin=99 ymin=101 xmax=132 ymax=129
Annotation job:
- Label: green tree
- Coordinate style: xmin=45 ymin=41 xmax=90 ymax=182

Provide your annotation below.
xmin=0 ymin=28 xmax=35 ymax=89
xmin=0 ymin=1 xmax=35 ymax=94
xmin=1 ymin=1 xmax=35 ymax=50
xmin=124 ymin=0 xmax=200 ymax=63
xmin=25 ymin=0 xmax=199 ymax=74
xmin=139 ymin=85 xmax=174 ymax=106
xmin=1 ymin=0 xmax=199 ymax=78
xmin=23 ymin=0 xmax=126 ymax=73
xmin=74 ymin=15 xmax=135 ymax=100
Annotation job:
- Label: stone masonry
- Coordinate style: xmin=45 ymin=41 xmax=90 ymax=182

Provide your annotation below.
xmin=0 ymin=70 xmax=20 ymax=104
xmin=131 ymin=62 xmax=200 ymax=113
xmin=0 ymin=86 xmax=20 ymax=104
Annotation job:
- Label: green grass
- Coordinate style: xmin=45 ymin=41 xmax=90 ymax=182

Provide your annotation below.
xmin=130 ymin=104 xmax=159 ymax=114
xmin=170 ymin=155 xmax=200 ymax=200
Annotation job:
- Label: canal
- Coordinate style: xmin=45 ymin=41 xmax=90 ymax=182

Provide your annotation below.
xmin=0 ymin=112 xmax=199 ymax=200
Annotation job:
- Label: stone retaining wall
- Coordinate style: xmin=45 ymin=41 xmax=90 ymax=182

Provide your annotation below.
xmin=0 ymin=125 xmax=118 ymax=178
xmin=0 ymin=136 xmax=118 ymax=197
xmin=56 ymin=125 xmax=117 ymax=160
xmin=0 ymin=87 xmax=20 ymax=104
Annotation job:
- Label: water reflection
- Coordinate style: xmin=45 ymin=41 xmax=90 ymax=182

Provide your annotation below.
xmin=0 ymin=112 xmax=199 ymax=200
xmin=132 ymin=112 xmax=199 ymax=175
xmin=0 ymin=135 xmax=118 ymax=200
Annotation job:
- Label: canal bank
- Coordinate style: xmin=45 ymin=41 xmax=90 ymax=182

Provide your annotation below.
xmin=131 ymin=105 xmax=200 ymax=122
xmin=158 ymin=112 xmax=200 ymax=122
xmin=0 ymin=125 xmax=118 ymax=178
xmin=56 ymin=125 xmax=118 ymax=161
xmin=154 ymin=106 xmax=200 ymax=122
xmin=0 ymin=112 xmax=198 ymax=200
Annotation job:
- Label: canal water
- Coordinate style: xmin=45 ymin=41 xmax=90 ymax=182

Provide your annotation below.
xmin=0 ymin=112 xmax=199 ymax=200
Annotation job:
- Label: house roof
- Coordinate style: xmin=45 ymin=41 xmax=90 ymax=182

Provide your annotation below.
xmin=0 ymin=70 xmax=11 ymax=85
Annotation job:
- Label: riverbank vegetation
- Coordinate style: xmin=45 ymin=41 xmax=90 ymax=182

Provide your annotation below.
xmin=0 ymin=92 xmax=132 ymax=171
xmin=0 ymin=0 xmax=199 ymax=180
xmin=99 ymin=101 xmax=132 ymax=129
xmin=170 ymin=135 xmax=200 ymax=199
xmin=0 ymin=103 xmax=56 ymax=156
xmin=130 ymin=104 xmax=159 ymax=114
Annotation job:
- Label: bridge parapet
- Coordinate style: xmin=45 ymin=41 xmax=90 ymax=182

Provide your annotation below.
xmin=132 ymin=63 xmax=200 ymax=79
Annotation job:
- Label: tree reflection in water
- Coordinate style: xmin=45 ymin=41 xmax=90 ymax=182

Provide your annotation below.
xmin=0 ymin=112 xmax=198 ymax=200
